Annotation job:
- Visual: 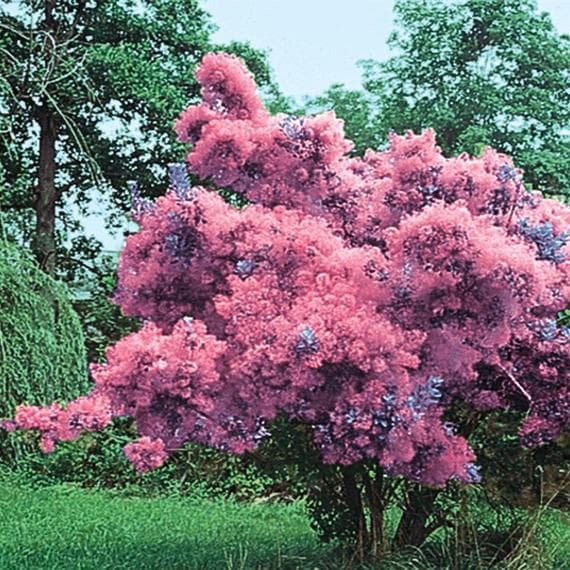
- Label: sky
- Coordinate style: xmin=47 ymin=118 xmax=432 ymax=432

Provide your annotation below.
xmin=205 ymin=0 xmax=394 ymax=102
xmin=205 ymin=0 xmax=570 ymax=101
xmin=91 ymin=0 xmax=570 ymax=251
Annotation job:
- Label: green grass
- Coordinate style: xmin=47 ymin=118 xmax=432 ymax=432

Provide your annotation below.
xmin=0 ymin=474 xmax=332 ymax=569
xmin=0 ymin=470 xmax=568 ymax=569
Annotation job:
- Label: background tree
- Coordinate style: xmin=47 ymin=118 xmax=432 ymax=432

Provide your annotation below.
xmin=0 ymin=239 xmax=90 ymax=462
xmin=0 ymin=0 xmax=283 ymax=278
xmin=305 ymin=85 xmax=381 ymax=157
xmin=308 ymin=0 xmax=570 ymax=200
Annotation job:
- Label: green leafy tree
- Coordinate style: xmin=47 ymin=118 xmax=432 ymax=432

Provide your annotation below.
xmin=0 ymin=240 xmax=90 ymax=463
xmin=309 ymin=0 xmax=570 ymax=200
xmin=72 ymin=255 xmax=140 ymax=363
xmin=0 ymin=0 xmax=281 ymax=276
xmin=305 ymin=84 xmax=381 ymax=157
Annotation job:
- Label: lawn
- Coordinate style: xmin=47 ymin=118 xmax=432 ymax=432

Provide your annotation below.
xmin=0 ymin=476 xmax=331 ymax=570
xmin=1 ymin=471 xmax=568 ymax=569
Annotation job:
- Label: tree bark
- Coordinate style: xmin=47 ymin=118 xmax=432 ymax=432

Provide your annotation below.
xmin=33 ymin=106 xmax=58 ymax=274
xmin=363 ymin=465 xmax=385 ymax=556
xmin=341 ymin=465 xmax=369 ymax=562
xmin=32 ymin=1 xmax=59 ymax=274
xmin=394 ymin=484 xmax=440 ymax=547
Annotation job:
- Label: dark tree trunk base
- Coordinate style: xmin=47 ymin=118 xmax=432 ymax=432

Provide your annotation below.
xmin=394 ymin=485 xmax=440 ymax=548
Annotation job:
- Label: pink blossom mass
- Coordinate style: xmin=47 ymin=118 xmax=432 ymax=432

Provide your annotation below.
xmin=4 ymin=53 xmax=568 ymax=486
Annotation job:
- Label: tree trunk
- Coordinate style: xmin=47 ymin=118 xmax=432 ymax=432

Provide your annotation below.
xmin=394 ymin=485 xmax=440 ymax=547
xmin=363 ymin=465 xmax=385 ymax=556
xmin=33 ymin=107 xmax=58 ymax=274
xmin=341 ymin=465 xmax=369 ymax=562
xmin=31 ymin=2 xmax=59 ymax=275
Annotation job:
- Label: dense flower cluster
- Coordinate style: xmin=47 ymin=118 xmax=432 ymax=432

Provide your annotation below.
xmin=3 ymin=53 xmax=569 ymax=484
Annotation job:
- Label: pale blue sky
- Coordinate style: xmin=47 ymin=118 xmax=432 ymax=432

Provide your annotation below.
xmin=91 ymin=0 xmax=570 ymax=251
xmin=205 ymin=0 xmax=570 ymax=101
xmin=205 ymin=0 xmax=394 ymax=101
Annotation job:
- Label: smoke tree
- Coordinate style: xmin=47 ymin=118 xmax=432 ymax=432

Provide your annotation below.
xmin=3 ymin=53 xmax=569 ymax=546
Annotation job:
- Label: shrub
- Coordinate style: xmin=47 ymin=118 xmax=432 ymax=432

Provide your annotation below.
xmin=3 ymin=53 xmax=568 ymax=556
xmin=0 ymin=240 xmax=91 ymax=462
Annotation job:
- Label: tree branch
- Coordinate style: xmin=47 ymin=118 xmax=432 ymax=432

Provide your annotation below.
xmin=65 ymin=0 xmax=87 ymax=41
xmin=0 ymin=202 xmax=35 ymax=211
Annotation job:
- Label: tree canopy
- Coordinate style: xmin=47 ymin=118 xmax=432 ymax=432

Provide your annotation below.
xmin=0 ymin=0 xmax=281 ymax=277
xmin=309 ymin=0 xmax=570 ymax=200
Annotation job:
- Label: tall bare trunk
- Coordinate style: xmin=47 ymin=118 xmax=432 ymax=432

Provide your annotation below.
xmin=33 ymin=106 xmax=58 ymax=274
xmin=32 ymin=1 xmax=58 ymax=274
